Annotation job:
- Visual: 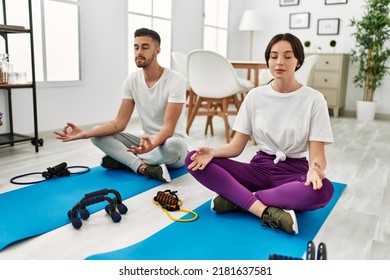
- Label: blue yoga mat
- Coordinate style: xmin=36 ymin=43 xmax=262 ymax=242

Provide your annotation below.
xmin=86 ymin=182 xmax=346 ymax=260
xmin=0 ymin=166 xmax=187 ymax=251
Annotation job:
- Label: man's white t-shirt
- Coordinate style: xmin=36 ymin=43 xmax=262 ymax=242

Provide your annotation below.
xmin=121 ymin=68 xmax=187 ymax=138
xmin=233 ymin=84 xmax=334 ymax=160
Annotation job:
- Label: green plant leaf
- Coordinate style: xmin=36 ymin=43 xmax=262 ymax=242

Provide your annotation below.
xmin=350 ymin=0 xmax=390 ymax=101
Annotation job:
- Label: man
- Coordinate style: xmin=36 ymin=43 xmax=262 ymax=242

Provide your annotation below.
xmin=55 ymin=28 xmax=188 ymax=183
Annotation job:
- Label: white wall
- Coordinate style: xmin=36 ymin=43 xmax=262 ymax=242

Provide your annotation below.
xmin=0 ymin=0 xmax=128 ymax=135
xmin=1 ymin=0 xmax=389 ymax=137
xmin=172 ymin=0 xmax=204 ymax=54
xmin=227 ymin=0 xmax=390 ymax=116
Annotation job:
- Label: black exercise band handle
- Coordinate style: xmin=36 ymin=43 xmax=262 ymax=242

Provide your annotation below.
xmin=9 ymin=164 xmax=91 ymax=185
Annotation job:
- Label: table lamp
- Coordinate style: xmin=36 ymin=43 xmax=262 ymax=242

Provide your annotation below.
xmin=239 ymin=9 xmax=264 ymax=60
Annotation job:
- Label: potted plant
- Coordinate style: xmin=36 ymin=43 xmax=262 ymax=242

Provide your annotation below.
xmin=350 ymin=0 xmax=390 ymax=120
xmin=329 ymin=40 xmax=336 ymax=53
xmin=304 ymin=40 xmax=311 ymax=52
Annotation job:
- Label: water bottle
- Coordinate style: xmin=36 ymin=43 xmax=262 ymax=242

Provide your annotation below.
xmin=0 ymin=53 xmax=13 ymax=84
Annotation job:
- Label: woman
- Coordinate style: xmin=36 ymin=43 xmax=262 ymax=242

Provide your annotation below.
xmin=185 ymin=33 xmax=334 ymax=235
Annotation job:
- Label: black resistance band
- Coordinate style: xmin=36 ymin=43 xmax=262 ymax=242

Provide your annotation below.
xmin=10 ymin=162 xmax=90 ymax=185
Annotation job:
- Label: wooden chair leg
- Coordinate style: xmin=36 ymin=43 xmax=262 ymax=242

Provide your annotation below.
xmin=204 ymin=101 xmax=216 ymax=136
xmin=233 ymin=94 xmax=242 ymax=110
xmin=187 ymin=89 xmax=196 ymax=124
xmin=186 ymin=97 xmax=203 ymax=135
xmin=205 ymin=116 xmax=214 ymax=135
xmin=221 ymin=98 xmax=231 ymax=143
xmin=210 ymin=118 xmax=214 ymax=135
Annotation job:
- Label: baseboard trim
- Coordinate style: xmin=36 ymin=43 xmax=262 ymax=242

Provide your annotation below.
xmin=342 ymin=110 xmax=390 ymax=120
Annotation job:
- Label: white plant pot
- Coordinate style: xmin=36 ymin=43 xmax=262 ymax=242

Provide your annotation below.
xmin=356 ymin=100 xmax=377 ymax=121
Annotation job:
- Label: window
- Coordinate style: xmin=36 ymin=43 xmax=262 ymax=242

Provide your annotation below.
xmin=0 ymin=0 xmax=80 ymax=83
xmin=203 ymin=0 xmax=228 ymax=56
xmin=128 ymin=0 xmax=172 ymax=74
xmin=41 ymin=0 xmax=80 ymax=82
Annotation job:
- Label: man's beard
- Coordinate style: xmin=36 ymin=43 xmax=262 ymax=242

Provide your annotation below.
xmin=135 ymin=56 xmax=151 ymax=68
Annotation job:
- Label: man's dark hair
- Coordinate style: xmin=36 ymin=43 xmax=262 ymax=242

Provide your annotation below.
xmin=134 ymin=28 xmax=161 ymax=46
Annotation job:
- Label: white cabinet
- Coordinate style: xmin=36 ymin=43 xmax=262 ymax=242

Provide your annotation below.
xmin=308 ymin=53 xmax=350 ymax=117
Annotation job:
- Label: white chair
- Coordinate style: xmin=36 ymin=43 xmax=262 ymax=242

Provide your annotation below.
xmin=186 ymin=49 xmax=254 ymax=143
xmin=171 ymin=51 xmax=190 ymax=89
xmin=172 ymin=51 xmax=192 ymax=94
xmin=295 ymin=55 xmax=319 ymax=85
xmin=171 ymin=51 xmax=195 ymax=122
xmin=258 ymin=69 xmax=273 ymax=85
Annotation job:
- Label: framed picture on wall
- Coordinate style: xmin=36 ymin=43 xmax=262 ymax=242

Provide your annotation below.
xmin=317 ymin=18 xmax=340 ymax=35
xmin=280 ymin=0 xmax=299 ymax=7
xmin=289 ymin=13 xmax=310 ymax=29
xmin=325 ymin=0 xmax=348 ymax=4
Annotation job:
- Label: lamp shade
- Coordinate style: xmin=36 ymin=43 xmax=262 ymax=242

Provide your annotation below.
xmin=239 ymin=10 xmax=264 ymax=31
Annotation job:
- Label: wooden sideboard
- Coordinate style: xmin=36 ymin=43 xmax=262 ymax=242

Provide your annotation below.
xmin=307 ymin=53 xmax=350 ymax=117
